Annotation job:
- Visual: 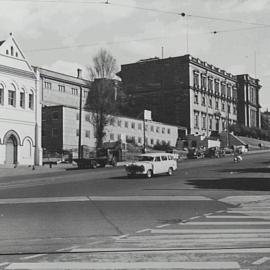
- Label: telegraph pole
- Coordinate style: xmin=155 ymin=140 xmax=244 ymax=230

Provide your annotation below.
xmin=77 ymin=68 xmax=83 ymax=159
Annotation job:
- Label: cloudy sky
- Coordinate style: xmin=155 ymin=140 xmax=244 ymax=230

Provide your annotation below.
xmin=1 ymin=0 xmax=270 ymax=109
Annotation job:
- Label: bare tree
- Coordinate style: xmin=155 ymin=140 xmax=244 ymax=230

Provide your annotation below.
xmin=88 ymin=48 xmax=117 ymax=80
xmin=86 ymin=49 xmax=119 ymax=149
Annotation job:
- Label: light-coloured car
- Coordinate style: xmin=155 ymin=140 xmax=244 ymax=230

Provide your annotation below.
xmin=125 ymin=153 xmax=177 ymax=178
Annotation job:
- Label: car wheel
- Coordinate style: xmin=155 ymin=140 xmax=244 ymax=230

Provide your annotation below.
xmin=168 ymin=167 xmax=173 ymax=176
xmin=146 ymin=170 xmax=152 ymax=178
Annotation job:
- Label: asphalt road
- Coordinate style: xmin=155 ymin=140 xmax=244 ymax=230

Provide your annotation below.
xmin=0 ymin=152 xmax=270 ymax=269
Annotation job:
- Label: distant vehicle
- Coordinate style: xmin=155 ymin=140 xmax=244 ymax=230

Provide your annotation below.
xmin=187 ymin=148 xmax=204 ymax=159
xmin=204 ymin=147 xmax=225 ymax=158
xmin=125 ymin=153 xmax=177 ymax=178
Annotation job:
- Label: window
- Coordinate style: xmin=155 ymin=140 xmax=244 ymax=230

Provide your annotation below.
xmin=202 ymin=114 xmax=206 ymax=129
xmin=20 ymin=90 xmax=26 ymax=107
xmin=194 ymin=93 xmax=198 ymax=104
xmin=44 ymin=81 xmax=52 ymax=89
xmin=15 ymin=52 xmax=18 ymax=57
xmin=215 ymin=80 xmax=219 ymax=93
xmin=76 ymin=112 xmax=79 ymax=120
xmin=201 ymin=96 xmax=206 ymax=106
xmin=138 ymin=123 xmax=142 ymax=130
xmin=227 ymin=105 xmax=231 ymax=114
xmin=151 ymin=126 xmax=154 ymax=132
xmin=233 ymin=106 xmax=237 ymax=115
xmin=0 ymin=85 xmax=3 ymax=105
xmin=201 ymin=75 xmax=207 ymax=89
xmin=193 ymin=72 xmax=199 ymax=88
xmin=209 ymin=98 xmax=212 ymax=108
xmin=29 ymin=92 xmax=34 ymax=109
xmin=117 ymin=134 xmax=121 ymax=141
xmin=162 ymin=128 xmax=165 ymax=134
xmin=131 ymin=122 xmax=135 ymax=129
xmin=109 ymin=133 xmax=114 ymax=140
xmin=52 ymin=111 xmax=59 ymax=120
xmin=215 ymin=100 xmax=219 ymax=110
xmin=83 ymin=90 xmax=88 ymax=98
xmin=11 ymin=46 xmax=14 ymax=56
xmin=221 ymin=83 xmax=226 ymax=96
xmin=6 ymin=49 xmax=8 ymax=55
xmin=8 ymin=90 xmax=16 ymax=106
xmin=208 ymin=78 xmax=213 ymax=92
xmin=222 ymin=102 xmax=225 ymax=111
xmin=167 ymin=128 xmax=171 ymax=134
xmin=155 ymin=156 xmax=161 ymax=162
xmin=138 ymin=137 xmax=142 ymax=144
xmin=209 ymin=118 xmax=212 ymax=130
xmin=150 ymin=139 xmax=154 ymax=145
xmin=222 ymin=120 xmax=226 ymax=131
xmin=194 ymin=112 xmax=199 ymax=128
xmin=117 ymin=120 xmax=122 ymax=127
xmin=161 ymin=156 xmax=168 ymax=161
xmin=85 ymin=130 xmax=90 ymax=138
xmin=71 ymin=88 xmax=78 ymax=95
xmin=227 ymin=84 xmax=232 ymax=98
xmin=76 ymin=129 xmax=79 ymax=136
xmin=58 ymin=85 xmax=65 ymax=92
xmin=125 ymin=121 xmax=128 ymax=128
xmin=85 ymin=114 xmax=90 ymax=122
xmin=156 ymin=127 xmax=160 ymax=133
xmin=52 ymin=128 xmax=58 ymax=137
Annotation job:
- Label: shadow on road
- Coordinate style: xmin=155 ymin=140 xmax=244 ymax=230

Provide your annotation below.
xmin=187 ymin=177 xmax=270 ymax=191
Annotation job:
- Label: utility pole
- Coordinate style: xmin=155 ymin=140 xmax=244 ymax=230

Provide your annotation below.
xmin=77 ymin=68 xmax=83 ymax=159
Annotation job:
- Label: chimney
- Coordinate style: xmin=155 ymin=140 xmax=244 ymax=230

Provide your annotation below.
xmin=77 ymin=68 xmax=82 ymax=79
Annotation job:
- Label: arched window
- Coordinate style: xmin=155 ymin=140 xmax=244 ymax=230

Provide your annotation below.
xmin=8 ymin=84 xmax=16 ymax=107
xmin=28 ymin=90 xmax=34 ymax=110
xmin=11 ymin=46 xmax=14 ymax=56
xmin=0 ymin=84 xmax=4 ymax=105
xmin=20 ymin=89 xmax=25 ymax=108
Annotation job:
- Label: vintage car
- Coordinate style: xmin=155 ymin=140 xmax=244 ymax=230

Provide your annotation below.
xmin=125 ymin=153 xmax=177 ymax=178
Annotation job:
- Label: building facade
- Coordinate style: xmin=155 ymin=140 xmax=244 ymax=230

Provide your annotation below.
xmin=42 ymin=105 xmax=180 ymax=156
xmin=237 ymin=74 xmax=261 ymax=128
xmin=0 ymin=34 xmax=42 ymax=165
xmin=119 ymin=55 xmax=261 ymax=136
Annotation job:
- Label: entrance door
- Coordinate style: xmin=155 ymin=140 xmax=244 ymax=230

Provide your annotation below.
xmin=6 ymin=136 xmax=17 ymax=164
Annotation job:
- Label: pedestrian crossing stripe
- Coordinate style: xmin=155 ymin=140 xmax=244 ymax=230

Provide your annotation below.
xmin=5 ymin=261 xmax=241 ymax=269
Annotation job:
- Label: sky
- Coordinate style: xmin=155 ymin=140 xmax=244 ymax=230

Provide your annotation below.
xmin=0 ymin=0 xmax=269 ymax=110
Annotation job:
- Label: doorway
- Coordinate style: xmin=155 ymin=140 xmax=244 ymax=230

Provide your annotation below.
xmin=5 ymin=135 xmax=18 ymax=164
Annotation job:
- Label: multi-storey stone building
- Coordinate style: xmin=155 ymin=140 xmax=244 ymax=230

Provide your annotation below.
xmin=237 ymin=74 xmax=261 ymax=128
xmin=0 ymin=33 xmax=42 ymax=165
xmin=119 ymin=54 xmax=261 ymax=136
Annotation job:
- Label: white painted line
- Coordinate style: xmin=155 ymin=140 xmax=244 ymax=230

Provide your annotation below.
xmin=136 ymin=228 xmax=151 ymax=233
xmin=227 ymin=210 xmax=270 ymax=215
xmin=203 ymin=213 xmax=213 ymax=216
xmin=0 ymin=262 xmax=9 ymax=267
xmin=252 ymin=257 xmax=270 ymax=265
xmin=179 ymin=221 xmax=270 ymax=225
xmin=156 ymin=224 xmax=170 ymax=228
xmin=56 ymin=245 xmax=79 ymax=252
xmin=0 ymin=197 xmax=89 ymax=204
xmin=89 ymin=196 xmax=212 ymax=201
xmin=115 ymin=234 xmax=130 ymax=240
xmin=216 ymin=210 xmax=226 ymax=213
xmin=206 ymin=215 xmax=270 ymax=219
xmin=5 ymin=261 xmax=240 ymax=269
xmin=71 ymin=247 xmax=270 ymax=254
xmin=20 ymin=254 xmax=46 ymax=260
xmin=219 ymin=195 xmax=270 ymax=205
xmin=189 ymin=216 xmax=201 ymax=220
xmin=228 ymin=207 xmax=270 ymax=211
xmin=151 ymin=228 xmax=270 ymax=234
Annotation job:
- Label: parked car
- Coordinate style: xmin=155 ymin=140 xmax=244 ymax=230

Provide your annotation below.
xmin=125 ymin=153 xmax=177 ymax=178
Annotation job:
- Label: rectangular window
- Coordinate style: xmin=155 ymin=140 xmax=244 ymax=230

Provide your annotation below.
xmin=85 ymin=130 xmax=90 ymax=138
xmin=233 ymin=106 xmax=237 ymax=115
xmin=131 ymin=122 xmax=135 ymax=129
xmin=8 ymin=90 xmax=15 ymax=106
xmin=227 ymin=85 xmax=232 ymax=98
xmin=44 ymin=81 xmax=52 ymax=89
xmin=138 ymin=137 xmax=142 ymax=144
xmin=29 ymin=93 xmax=34 ymax=109
xmin=117 ymin=120 xmax=122 ymax=127
xmin=151 ymin=126 xmax=154 ymax=132
xmin=76 ymin=112 xmax=79 ymax=120
xmin=193 ymin=73 xmax=199 ymax=88
xmin=20 ymin=92 xmax=25 ymax=108
xmin=150 ymin=139 xmax=154 ymax=145
xmin=215 ymin=80 xmax=219 ymax=93
xmin=228 ymin=105 xmax=231 ymax=114
xmin=0 ymin=87 xmax=3 ymax=105
xmin=83 ymin=90 xmax=88 ymax=98
xmin=215 ymin=100 xmax=219 ymax=110
xmin=209 ymin=118 xmax=212 ymax=130
xmin=162 ymin=127 xmax=165 ymax=134
xmin=209 ymin=98 xmax=212 ymax=108
xmin=167 ymin=128 xmax=171 ymax=134
xmin=194 ymin=94 xmax=198 ymax=104
xmin=156 ymin=127 xmax=160 ymax=133
xmin=138 ymin=123 xmax=142 ymax=130
xmin=221 ymin=83 xmax=226 ymax=96
xmin=85 ymin=114 xmax=90 ymax=122
xmin=58 ymin=85 xmax=65 ymax=92
xmin=222 ymin=102 xmax=225 ymax=111
xmin=125 ymin=121 xmax=128 ymax=128
xmin=208 ymin=78 xmax=213 ymax=92
xmin=201 ymin=75 xmax=206 ymax=89
xmin=201 ymin=96 xmax=206 ymax=106
xmin=71 ymin=88 xmax=78 ymax=95
xmin=76 ymin=129 xmax=79 ymax=136
xmin=194 ymin=112 xmax=199 ymax=128
xmin=202 ymin=114 xmax=206 ymax=129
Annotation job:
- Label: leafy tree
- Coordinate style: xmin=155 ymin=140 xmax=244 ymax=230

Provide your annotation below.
xmin=85 ymin=49 xmax=119 ymax=148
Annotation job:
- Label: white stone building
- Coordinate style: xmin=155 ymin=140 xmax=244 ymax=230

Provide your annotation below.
xmin=0 ymin=34 xmax=42 ymax=165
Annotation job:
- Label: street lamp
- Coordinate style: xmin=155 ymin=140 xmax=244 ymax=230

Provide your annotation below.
xmin=77 ymin=68 xmax=83 ymax=159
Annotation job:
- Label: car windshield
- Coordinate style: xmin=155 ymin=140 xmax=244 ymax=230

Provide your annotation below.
xmin=137 ymin=156 xmax=154 ymax=162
